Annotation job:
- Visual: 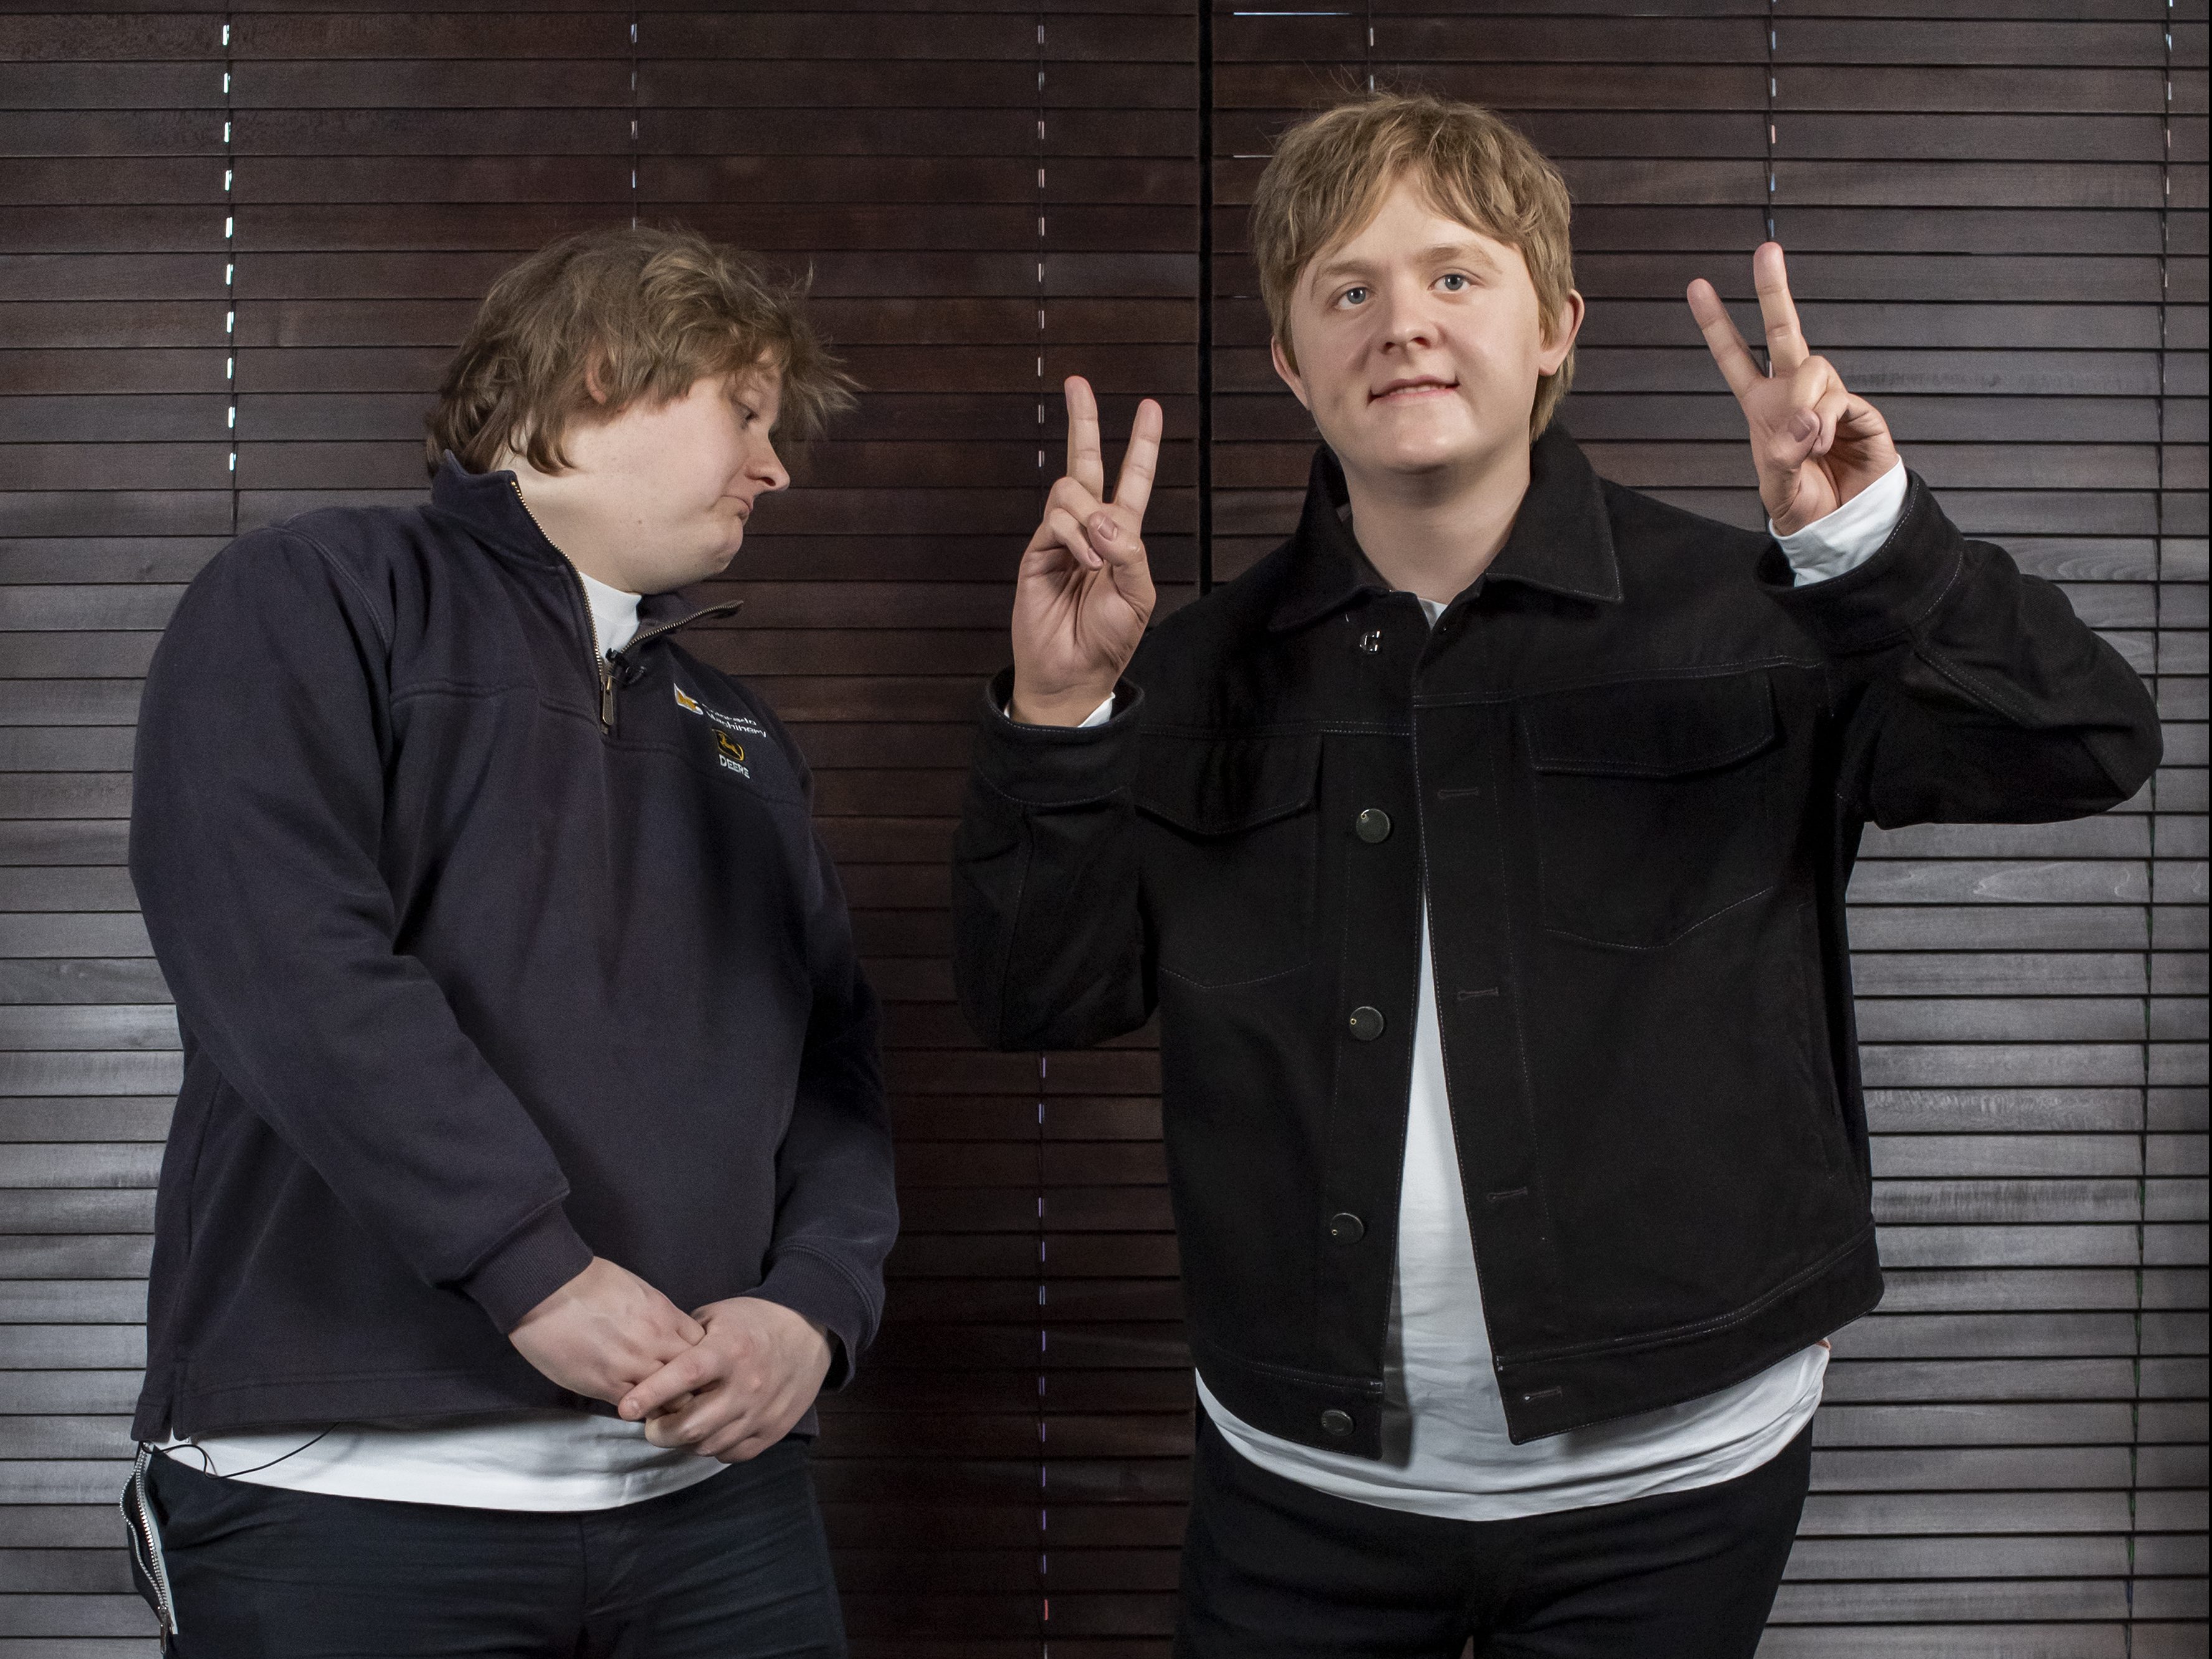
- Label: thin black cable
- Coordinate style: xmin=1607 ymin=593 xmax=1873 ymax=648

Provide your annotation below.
xmin=143 ymin=1425 xmax=336 ymax=1480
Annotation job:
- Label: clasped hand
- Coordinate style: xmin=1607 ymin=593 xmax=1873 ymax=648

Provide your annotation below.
xmin=508 ymin=1256 xmax=831 ymax=1464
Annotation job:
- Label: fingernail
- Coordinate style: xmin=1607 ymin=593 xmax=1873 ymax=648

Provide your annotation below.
xmin=1093 ymin=518 xmax=1115 ymax=542
xmin=1790 ymin=409 xmax=1819 ymax=441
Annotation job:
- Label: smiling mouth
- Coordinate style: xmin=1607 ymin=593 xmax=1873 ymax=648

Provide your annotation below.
xmin=1370 ymin=380 xmax=1459 ymax=403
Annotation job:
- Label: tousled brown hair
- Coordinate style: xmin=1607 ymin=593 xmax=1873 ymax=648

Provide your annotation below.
xmin=426 ymin=224 xmax=856 ymax=476
xmin=1251 ymin=92 xmax=1578 ymax=436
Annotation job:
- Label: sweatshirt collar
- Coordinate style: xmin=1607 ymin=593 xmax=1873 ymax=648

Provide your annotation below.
xmin=427 ymin=451 xmax=569 ymax=568
xmin=424 ymin=451 xmax=730 ymax=634
xmin=1267 ymin=424 xmax=1624 ymax=633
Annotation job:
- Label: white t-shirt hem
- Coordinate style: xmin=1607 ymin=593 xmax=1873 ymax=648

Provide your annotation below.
xmin=154 ymin=1410 xmax=728 ymax=1512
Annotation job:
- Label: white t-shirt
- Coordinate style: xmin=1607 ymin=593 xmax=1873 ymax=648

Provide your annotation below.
xmin=157 ymin=567 xmax=732 ymax=1511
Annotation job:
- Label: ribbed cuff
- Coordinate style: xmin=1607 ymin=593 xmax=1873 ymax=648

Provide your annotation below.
xmin=749 ymin=1247 xmax=878 ymax=1390
xmin=972 ymin=667 xmax=1143 ymax=809
xmin=1759 ymin=472 xmax=1965 ymax=654
xmin=457 ymin=1202 xmax=594 ymax=1333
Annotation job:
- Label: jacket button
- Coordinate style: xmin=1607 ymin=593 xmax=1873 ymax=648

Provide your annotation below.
xmin=1328 ymin=1212 xmax=1365 ymax=1243
xmin=1320 ymin=1408 xmax=1354 ymax=1438
xmin=1347 ymin=1005 xmax=1385 ymax=1041
xmin=1354 ymin=808 xmax=1391 ymax=843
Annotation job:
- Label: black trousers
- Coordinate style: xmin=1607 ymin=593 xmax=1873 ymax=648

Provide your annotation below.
xmin=1175 ymin=1412 xmax=1813 ymax=1659
xmin=130 ymin=1440 xmax=846 ymax=1658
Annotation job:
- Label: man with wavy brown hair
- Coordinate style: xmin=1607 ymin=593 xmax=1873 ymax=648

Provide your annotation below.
xmin=953 ymin=93 xmax=2158 ymax=1656
xmin=123 ymin=225 xmax=892 ymax=1656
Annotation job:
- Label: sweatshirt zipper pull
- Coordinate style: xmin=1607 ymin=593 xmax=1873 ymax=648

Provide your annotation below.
xmin=598 ymin=653 xmax=617 ymax=734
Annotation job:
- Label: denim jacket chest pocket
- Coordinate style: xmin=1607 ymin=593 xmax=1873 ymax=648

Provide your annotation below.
xmin=1135 ymin=730 xmax=1323 ymax=988
xmin=1520 ymin=673 xmax=1788 ymax=950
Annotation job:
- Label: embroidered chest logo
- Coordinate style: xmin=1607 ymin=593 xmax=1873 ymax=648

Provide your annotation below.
xmin=674 ymin=682 xmax=767 ymax=780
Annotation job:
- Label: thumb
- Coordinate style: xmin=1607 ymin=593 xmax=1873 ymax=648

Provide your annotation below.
xmin=1765 ymin=405 xmax=1820 ymax=494
xmin=1088 ymin=511 xmax=1140 ymax=563
xmin=1778 ymin=404 xmax=1821 ymax=467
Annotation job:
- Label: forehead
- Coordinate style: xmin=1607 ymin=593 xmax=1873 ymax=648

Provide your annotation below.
xmin=703 ymin=356 xmax=791 ymax=418
xmin=719 ymin=353 xmax=784 ymax=408
xmin=1307 ymin=175 xmax=1523 ymax=280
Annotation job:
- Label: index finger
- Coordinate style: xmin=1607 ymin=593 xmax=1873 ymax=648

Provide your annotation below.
xmin=1111 ymin=398 xmax=1163 ymax=522
xmin=1685 ymin=277 xmax=1761 ymax=400
xmin=620 ymin=1348 xmax=709 ymax=1422
xmin=1753 ymin=242 xmax=1808 ymax=377
xmin=1063 ymin=376 xmax=1105 ymax=496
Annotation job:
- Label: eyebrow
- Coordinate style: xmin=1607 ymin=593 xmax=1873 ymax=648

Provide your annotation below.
xmin=1309 ymin=239 xmax=1505 ymax=292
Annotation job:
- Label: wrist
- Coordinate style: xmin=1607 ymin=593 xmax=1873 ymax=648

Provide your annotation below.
xmin=1008 ymin=680 xmax=1117 ymax=727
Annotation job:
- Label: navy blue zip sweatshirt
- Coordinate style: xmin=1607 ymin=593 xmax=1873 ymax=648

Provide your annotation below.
xmin=128 ymin=456 xmax=897 ymax=1441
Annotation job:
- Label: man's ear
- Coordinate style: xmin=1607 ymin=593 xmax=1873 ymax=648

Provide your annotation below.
xmin=1540 ymin=290 xmax=1587 ymax=376
xmin=582 ymin=356 xmax=611 ymax=406
xmin=1269 ymin=335 xmax=1312 ymax=412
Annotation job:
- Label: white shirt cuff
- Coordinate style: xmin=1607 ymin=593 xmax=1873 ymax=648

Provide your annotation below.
xmin=998 ymin=692 xmax=1117 ymax=727
xmin=1771 ymin=460 xmax=1907 ymax=588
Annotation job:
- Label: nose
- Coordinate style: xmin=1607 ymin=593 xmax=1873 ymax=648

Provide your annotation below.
xmin=754 ymin=435 xmax=791 ymax=494
xmin=1374 ymin=275 xmax=1438 ymax=354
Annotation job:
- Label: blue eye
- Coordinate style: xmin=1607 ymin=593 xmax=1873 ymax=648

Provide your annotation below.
xmin=1339 ymin=286 xmax=1368 ymax=307
xmin=1440 ymin=274 xmax=1469 ymax=292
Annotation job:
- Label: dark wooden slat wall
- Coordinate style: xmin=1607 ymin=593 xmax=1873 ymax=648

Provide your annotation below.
xmin=0 ymin=5 xmax=2201 ymax=1657
xmin=1 ymin=6 xmax=227 ymax=1651
xmin=1209 ymin=0 xmax=2206 ymax=1653
xmin=1759 ymin=7 xmax=2208 ymax=1648
xmin=0 ymin=3 xmax=1205 ymax=1652
xmin=641 ymin=7 xmax=1203 ymax=1652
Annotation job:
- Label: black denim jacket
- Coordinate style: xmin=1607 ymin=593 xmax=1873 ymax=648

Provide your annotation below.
xmin=951 ymin=429 xmax=2160 ymax=1451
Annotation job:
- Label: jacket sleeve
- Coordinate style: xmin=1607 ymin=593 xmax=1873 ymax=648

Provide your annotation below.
xmin=950 ymin=667 xmax=1153 ymax=1053
xmin=130 ymin=528 xmax=593 ymax=1332
xmin=1760 ymin=472 xmax=2163 ymax=829
xmin=740 ymin=722 xmax=899 ymax=1388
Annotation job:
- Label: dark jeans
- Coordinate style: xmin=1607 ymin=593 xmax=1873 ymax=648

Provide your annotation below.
xmin=129 ymin=1441 xmax=846 ymax=1658
xmin=1175 ymin=1412 xmax=1813 ymax=1659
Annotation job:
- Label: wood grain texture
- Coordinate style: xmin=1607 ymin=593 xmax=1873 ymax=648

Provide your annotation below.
xmin=0 ymin=2 xmax=2203 ymax=1653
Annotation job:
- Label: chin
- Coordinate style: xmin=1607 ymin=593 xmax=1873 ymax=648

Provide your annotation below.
xmin=1347 ymin=434 xmax=1480 ymax=480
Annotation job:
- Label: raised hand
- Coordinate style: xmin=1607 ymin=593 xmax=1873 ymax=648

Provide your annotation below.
xmin=1687 ymin=242 xmax=1899 ymax=537
xmin=1008 ymin=376 xmax=1162 ymax=726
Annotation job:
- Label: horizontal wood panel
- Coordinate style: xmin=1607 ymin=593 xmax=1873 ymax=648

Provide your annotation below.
xmin=0 ymin=4 xmax=2201 ymax=1654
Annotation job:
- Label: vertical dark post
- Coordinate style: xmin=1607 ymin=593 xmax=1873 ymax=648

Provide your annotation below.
xmin=1196 ymin=0 xmax=1214 ymax=596
xmin=223 ymin=11 xmax=238 ymax=539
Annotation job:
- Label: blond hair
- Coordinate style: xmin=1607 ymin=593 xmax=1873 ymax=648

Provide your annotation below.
xmin=426 ymin=224 xmax=856 ymax=476
xmin=1251 ymin=92 xmax=1577 ymax=436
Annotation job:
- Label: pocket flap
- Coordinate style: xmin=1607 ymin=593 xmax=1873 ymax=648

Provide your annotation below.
xmin=1523 ymin=676 xmax=1778 ymax=779
xmin=1135 ymin=732 xmax=1322 ymax=836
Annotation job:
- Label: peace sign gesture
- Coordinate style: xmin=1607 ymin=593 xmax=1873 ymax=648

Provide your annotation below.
xmin=1687 ymin=242 xmax=1899 ymax=537
xmin=1008 ymin=376 xmax=1163 ymax=726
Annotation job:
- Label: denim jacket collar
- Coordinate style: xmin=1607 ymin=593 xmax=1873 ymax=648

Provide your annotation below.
xmin=1269 ymin=424 xmax=1624 ymax=633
